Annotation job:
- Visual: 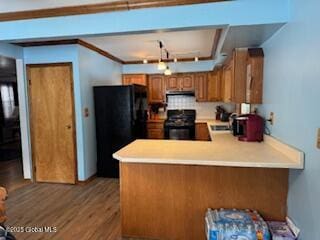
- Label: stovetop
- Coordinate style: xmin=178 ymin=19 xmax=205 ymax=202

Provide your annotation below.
xmin=164 ymin=109 xmax=196 ymax=127
xmin=164 ymin=119 xmax=195 ymax=127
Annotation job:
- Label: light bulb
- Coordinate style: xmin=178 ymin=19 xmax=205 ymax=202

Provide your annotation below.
xmin=158 ymin=60 xmax=166 ymax=70
xmin=164 ymin=67 xmax=172 ymax=76
xmin=143 ymin=59 xmax=148 ymax=64
xmin=194 ymin=57 xmax=199 ymax=62
xmin=174 ymin=58 xmax=178 ymax=63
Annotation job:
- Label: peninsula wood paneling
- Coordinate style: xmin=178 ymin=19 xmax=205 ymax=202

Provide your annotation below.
xmin=120 ymin=163 xmax=289 ymax=240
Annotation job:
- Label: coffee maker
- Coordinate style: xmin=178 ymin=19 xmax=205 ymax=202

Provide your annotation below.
xmin=232 ymin=114 xmax=264 ymax=142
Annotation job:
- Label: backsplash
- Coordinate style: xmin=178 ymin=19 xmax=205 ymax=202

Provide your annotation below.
xmin=167 ymin=95 xmax=235 ymax=119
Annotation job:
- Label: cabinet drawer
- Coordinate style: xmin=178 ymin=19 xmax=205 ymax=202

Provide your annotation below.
xmin=147 ymin=122 xmax=164 ymax=129
xmin=147 ymin=129 xmax=164 ymax=139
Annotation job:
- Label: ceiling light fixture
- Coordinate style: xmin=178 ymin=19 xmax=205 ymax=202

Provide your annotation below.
xmin=157 ymin=41 xmax=166 ymax=70
xmin=158 ymin=60 xmax=166 ymax=70
xmin=163 ymin=50 xmax=172 ymax=76
xmin=143 ymin=59 xmax=148 ymax=64
xmin=164 ymin=66 xmax=172 ymax=76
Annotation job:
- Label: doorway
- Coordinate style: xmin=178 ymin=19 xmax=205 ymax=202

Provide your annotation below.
xmin=27 ymin=63 xmax=77 ymax=184
xmin=0 ymin=55 xmax=26 ymax=192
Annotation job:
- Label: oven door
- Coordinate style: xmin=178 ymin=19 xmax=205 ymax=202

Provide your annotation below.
xmin=164 ymin=126 xmax=195 ymax=140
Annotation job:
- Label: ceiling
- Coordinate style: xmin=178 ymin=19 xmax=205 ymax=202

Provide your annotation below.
xmin=221 ymin=23 xmax=285 ymax=56
xmin=0 ymin=0 xmax=117 ymax=13
xmin=83 ymin=29 xmax=217 ymax=62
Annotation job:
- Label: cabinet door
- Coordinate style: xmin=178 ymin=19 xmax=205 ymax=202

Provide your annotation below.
xmin=148 ymin=75 xmax=165 ymax=103
xmin=233 ymin=49 xmax=248 ymax=103
xmin=207 ymin=70 xmax=222 ymax=102
xmin=122 ymin=74 xmax=147 ymax=86
xmin=147 ymin=129 xmax=164 ymax=139
xmin=194 ymin=73 xmax=208 ymax=102
xmin=180 ymin=74 xmax=194 ymax=91
xmin=221 ymin=65 xmax=233 ymax=103
xmin=246 ymin=54 xmax=263 ymax=104
xmin=195 ymin=123 xmax=210 ymax=141
xmin=166 ymin=75 xmax=180 ymax=91
xmin=147 ymin=122 xmax=164 ymax=139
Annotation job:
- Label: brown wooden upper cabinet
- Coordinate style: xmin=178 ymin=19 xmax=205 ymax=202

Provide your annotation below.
xmin=221 ymin=61 xmax=233 ymax=103
xmin=194 ymin=73 xmax=208 ymax=102
xmin=221 ymin=48 xmax=264 ymax=104
xmin=166 ymin=75 xmax=180 ymax=91
xmin=246 ymin=48 xmax=264 ymax=103
xmin=180 ymin=74 xmax=194 ymax=91
xmin=194 ymin=71 xmax=222 ymax=102
xmin=147 ymin=75 xmax=165 ymax=103
xmin=122 ymin=74 xmax=147 ymax=86
xmin=165 ymin=73 xmax=195 ymax=91
xmin=207 ymin=69 xmax=222 ymax=102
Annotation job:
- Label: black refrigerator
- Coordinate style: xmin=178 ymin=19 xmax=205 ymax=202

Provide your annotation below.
xmin=94 ymin=85 xmax=148 ymax=178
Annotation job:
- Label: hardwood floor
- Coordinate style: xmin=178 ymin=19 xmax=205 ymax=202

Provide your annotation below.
xmin=5 ymin=178 xmax=124 ymax=240
xmin=0 ymin=159 xmax=30 ymax=193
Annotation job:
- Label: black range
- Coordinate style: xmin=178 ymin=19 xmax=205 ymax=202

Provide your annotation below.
xmin=164 ymin=109 xmax=196 ymax=140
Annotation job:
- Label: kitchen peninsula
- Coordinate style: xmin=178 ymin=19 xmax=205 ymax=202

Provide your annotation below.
xmin=113 ymin=125 xmax=304 ymax=240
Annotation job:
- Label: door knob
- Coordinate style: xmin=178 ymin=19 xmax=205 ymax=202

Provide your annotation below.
xmin=66 ymin=125 xmax=72 ymax=129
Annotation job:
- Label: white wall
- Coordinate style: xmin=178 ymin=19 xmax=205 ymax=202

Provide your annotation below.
xmin=78 ymin=45 xmax=122 ymax=179
xmin=258 ymin=0 xmax=320 ymax=238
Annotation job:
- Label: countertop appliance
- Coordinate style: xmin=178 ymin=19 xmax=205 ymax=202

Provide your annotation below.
xmin=210 ymin=122 xmax=231 ymax=135
xmin=164 ymin=109 xmax=196 ymax=140
xmin=94 ymin=85 xmax=148 ymax=178
xmin=234 ymin=114 xmax=264 ymax=142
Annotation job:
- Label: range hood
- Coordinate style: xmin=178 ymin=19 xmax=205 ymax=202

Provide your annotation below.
xmin=166 ymin=90 xmax=195 ymax=97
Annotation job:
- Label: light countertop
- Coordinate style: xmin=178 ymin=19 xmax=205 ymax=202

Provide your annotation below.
xmin=113 ymin=120 xmax=304 ymax=169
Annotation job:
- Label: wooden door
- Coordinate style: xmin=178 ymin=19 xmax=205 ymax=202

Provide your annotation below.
xmin=165 ymin=75 xmax=180 ymax=91
xmin=207 ymin=70 xmax=221 ymax=102
xmin=180 ymin=74 xmax=194 ymax=91
xmin=148 ymin=75 xmax=165 ymax=103
xmin=194 ymin=73 xmax=208 ymax=102
xmin=122 ymin=74 xmax=147 ymax=86
xmin=28 ymin=63 xmax=77 ymax=184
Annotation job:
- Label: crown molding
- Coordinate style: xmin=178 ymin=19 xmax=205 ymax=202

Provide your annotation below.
xmin=13 ymin=27 xmax=223 ymax=65
xmin=0 ymin=0 xmax=228 ymax=22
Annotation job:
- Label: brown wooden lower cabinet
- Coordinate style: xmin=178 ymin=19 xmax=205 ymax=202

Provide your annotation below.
xmin=120 ymin=163 xmax=288 ymax=240
xmin=195 ymin=122 xmax=210 ymax=141
xmin=147 ymin=121 xmax=164 ymax=139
